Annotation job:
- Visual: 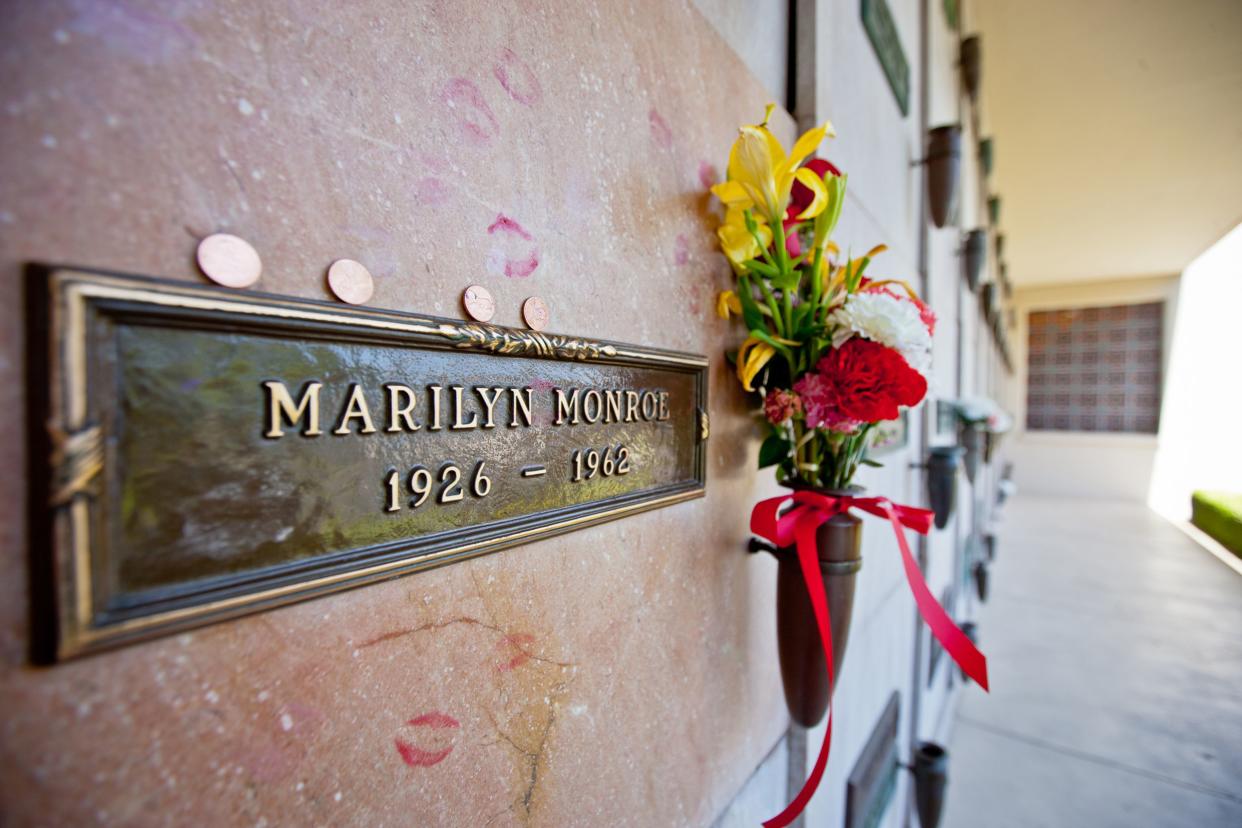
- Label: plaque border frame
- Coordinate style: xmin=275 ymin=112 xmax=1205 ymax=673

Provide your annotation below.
xmin=28 ymin=266 xmax=709 ymax=661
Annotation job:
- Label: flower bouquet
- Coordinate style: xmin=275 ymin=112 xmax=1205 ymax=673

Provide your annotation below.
xmin=712 ymin=105 xmax=934 ymax=489
xmin=952 ymin=396 xmax=1013 ymax=479
xmin=710 ymin=106 xmax=988 ymax=827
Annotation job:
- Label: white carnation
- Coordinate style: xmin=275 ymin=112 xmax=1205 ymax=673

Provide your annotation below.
xmin=829 ymin=292 xmax=932 ymax=376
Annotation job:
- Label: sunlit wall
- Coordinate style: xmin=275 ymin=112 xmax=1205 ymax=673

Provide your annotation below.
xmin=1148 ymin=223 xmax=1242 ymax=520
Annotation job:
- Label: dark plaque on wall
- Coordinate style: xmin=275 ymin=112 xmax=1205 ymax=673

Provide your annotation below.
xmin=860 ymin=0 xmax=910 ymax=117
xmin=935 ymin=398 xmax=957 ymax=438
xmin=845 ymin=692 xmax=901 ymax=828
xmin=943 ymin=0 xmax=958 ymax=28
xmin=866 ymin=411 xmax=909 ymax=457
xmin=28 ymin=268 xmax=708 ymax=659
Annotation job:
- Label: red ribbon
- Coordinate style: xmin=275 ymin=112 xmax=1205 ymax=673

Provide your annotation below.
xmin=751 ymin=490 xmax=989 ymax=828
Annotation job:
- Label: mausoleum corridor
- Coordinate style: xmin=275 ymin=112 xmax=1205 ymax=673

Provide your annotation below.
xmin=945 ymin=496 xmax=1242 ymax=827
xmin=3 ymin=1 xmax=1241 ymax=825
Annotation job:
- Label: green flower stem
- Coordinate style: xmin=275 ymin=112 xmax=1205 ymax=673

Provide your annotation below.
xmin=810 ymin=247 xmax=823 ymax=315
xmin=754 ymin=278 xmax=785 ymax=338
xmin=771 ymin=219 xmax=797 ymax=336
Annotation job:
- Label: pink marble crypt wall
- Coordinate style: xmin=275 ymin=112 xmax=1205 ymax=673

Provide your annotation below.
xmin=0 ymin=1 xmax=792 ymax=824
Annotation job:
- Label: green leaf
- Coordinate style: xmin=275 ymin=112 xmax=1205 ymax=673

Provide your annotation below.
xmin=743 ymin=259 xmax=779 ymax=278
xmin=736 ymin=276 xmax=764 ymax=331
xmin=860 ymin=458 xmax=884 ymax=467
xmin=814 ymin=174 xmax=848 ymax=245
xmin=791 ymin=301 xmax=813 ymax=333
xmin=759 ymin=433 xmax=791 ymax=468
xmin=749 ymin=328 xmax=796 ymax=363
xmin=768 ymin=267 xmax=801 ymax=292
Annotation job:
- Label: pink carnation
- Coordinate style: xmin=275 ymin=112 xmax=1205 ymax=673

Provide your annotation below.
xmin=792 ymin=372 xmax=862 ymax=433
xmin=763 ymin=389 xmax=802 ymax=424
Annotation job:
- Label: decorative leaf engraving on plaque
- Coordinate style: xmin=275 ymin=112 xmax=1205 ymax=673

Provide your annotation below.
xmin=434 ymin=321 xmax=619 ymax=360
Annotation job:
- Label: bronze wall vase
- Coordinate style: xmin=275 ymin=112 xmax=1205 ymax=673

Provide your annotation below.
xmin=27 ymin=267 xmax=708 ymax=660
xmin=962 ymin=230 xmax=987 ymax=293
xmin=765 ymin=487 xmax=863 ymax=728
xmin=959 ymin=35 xmax=981 ymax=101
xmin=978 ymin=136 xmax=994 ymax=177
xmin=980 ymin=282 xmax=998 ymax=326
xmin=912 ymin=741 xmax=949 ymax=828
xmin=926 ymin=446 xmax=964 ymax=530
xmin=926 ymin=125 xmax=962 ymax=228
xmin=983 ymin=428 xmax=1000 ymax=464
xmin=973 ymin=561 xmax=990 ymax=603
xmin=960 ymin=422 xmax=984 ymax=483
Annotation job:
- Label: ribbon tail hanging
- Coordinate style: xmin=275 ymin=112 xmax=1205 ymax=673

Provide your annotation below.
xmin=878 ymin=499 xmax=990 ymax=690
xmin=763 ymin=511 xmax=835 ymax=828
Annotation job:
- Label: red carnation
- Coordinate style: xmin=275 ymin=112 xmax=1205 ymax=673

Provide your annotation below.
xmin=814 ymin=337 xmax=927 ymax=423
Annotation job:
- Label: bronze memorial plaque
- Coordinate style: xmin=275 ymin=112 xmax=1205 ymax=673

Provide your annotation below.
xmin=29 ymin=267 xmax=708 ymax=660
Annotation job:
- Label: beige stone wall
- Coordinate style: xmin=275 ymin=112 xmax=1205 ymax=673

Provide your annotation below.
xmin=0 ymin=2 xmax=793 ymax=824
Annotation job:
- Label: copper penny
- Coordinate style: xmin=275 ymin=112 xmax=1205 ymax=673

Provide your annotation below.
xmin=522 ymin=296 xmax=550 ymax=331
xmin=462 ymin=285 xmax=496 ymax=322
xmin=327 ymin=258 xmax=374 ymax=305
xmin=196 ymin=233 xmax=262 ymax=288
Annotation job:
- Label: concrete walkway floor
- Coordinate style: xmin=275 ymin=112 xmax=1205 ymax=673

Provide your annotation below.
xmin=943 ymin=496 xmax=1242 ymax=828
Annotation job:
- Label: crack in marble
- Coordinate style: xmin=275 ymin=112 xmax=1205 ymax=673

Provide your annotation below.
xmin=357 ymin=616 xmax=572 ymax=670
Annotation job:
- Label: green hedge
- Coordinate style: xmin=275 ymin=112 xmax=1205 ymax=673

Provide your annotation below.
xmin=1191 ymin=491 xmax=1242 ymax=558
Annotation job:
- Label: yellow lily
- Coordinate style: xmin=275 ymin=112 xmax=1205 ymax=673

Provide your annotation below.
xmin=716 ymin=290 xmax=743 ymax=319
xmin=736 ymin=335 xmax=776 ymax=391
xmin=812 ymin=242 xmax=841 ymax=292
xmin=717 ymin=207 xmax=773 ymax=265
xmin=711 ymin=104 xmax=835 ymax=228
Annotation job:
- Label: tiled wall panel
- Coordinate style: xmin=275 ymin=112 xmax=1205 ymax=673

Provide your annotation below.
xmin=1026 ymin=303 xmax=1163 ymax=433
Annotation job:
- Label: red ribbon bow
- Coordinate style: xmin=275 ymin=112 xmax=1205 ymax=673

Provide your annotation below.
xmin=751 ymin=490 xmax=989 ymax=828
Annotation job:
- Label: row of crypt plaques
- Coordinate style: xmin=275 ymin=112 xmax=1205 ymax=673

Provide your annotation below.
xmin=29 ymin=267 xmax=709 ymax=660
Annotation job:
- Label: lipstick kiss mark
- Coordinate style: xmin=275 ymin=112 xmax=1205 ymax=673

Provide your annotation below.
xmin=408 ymin=712 xmax=459 ymax=728
xmin=495 ymin=633 xmax=537 ymax=672
xmin=685 ymin=283 xmax=703 ymax=315
xmin=441 ymin=77 xmax=499 ymax=146
xmin=394 ymin=712 xmax=460 ymax=768
xmin=649 ymin=108 xmax=673 ymax=149
xmin=414 ymin=176 xmax=449 ymax=207
xmin=493 ymin=47 xmax=543 ymax=106
xmin=486 ymin=213 xmax=540 ymax=278
xmin=487 ymin=214 xmax=533 ymax=241
xmin=698 ymin=161 xmax=718 ymax=190
xmin=673 ymin=233 xmax=690 ymax=266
